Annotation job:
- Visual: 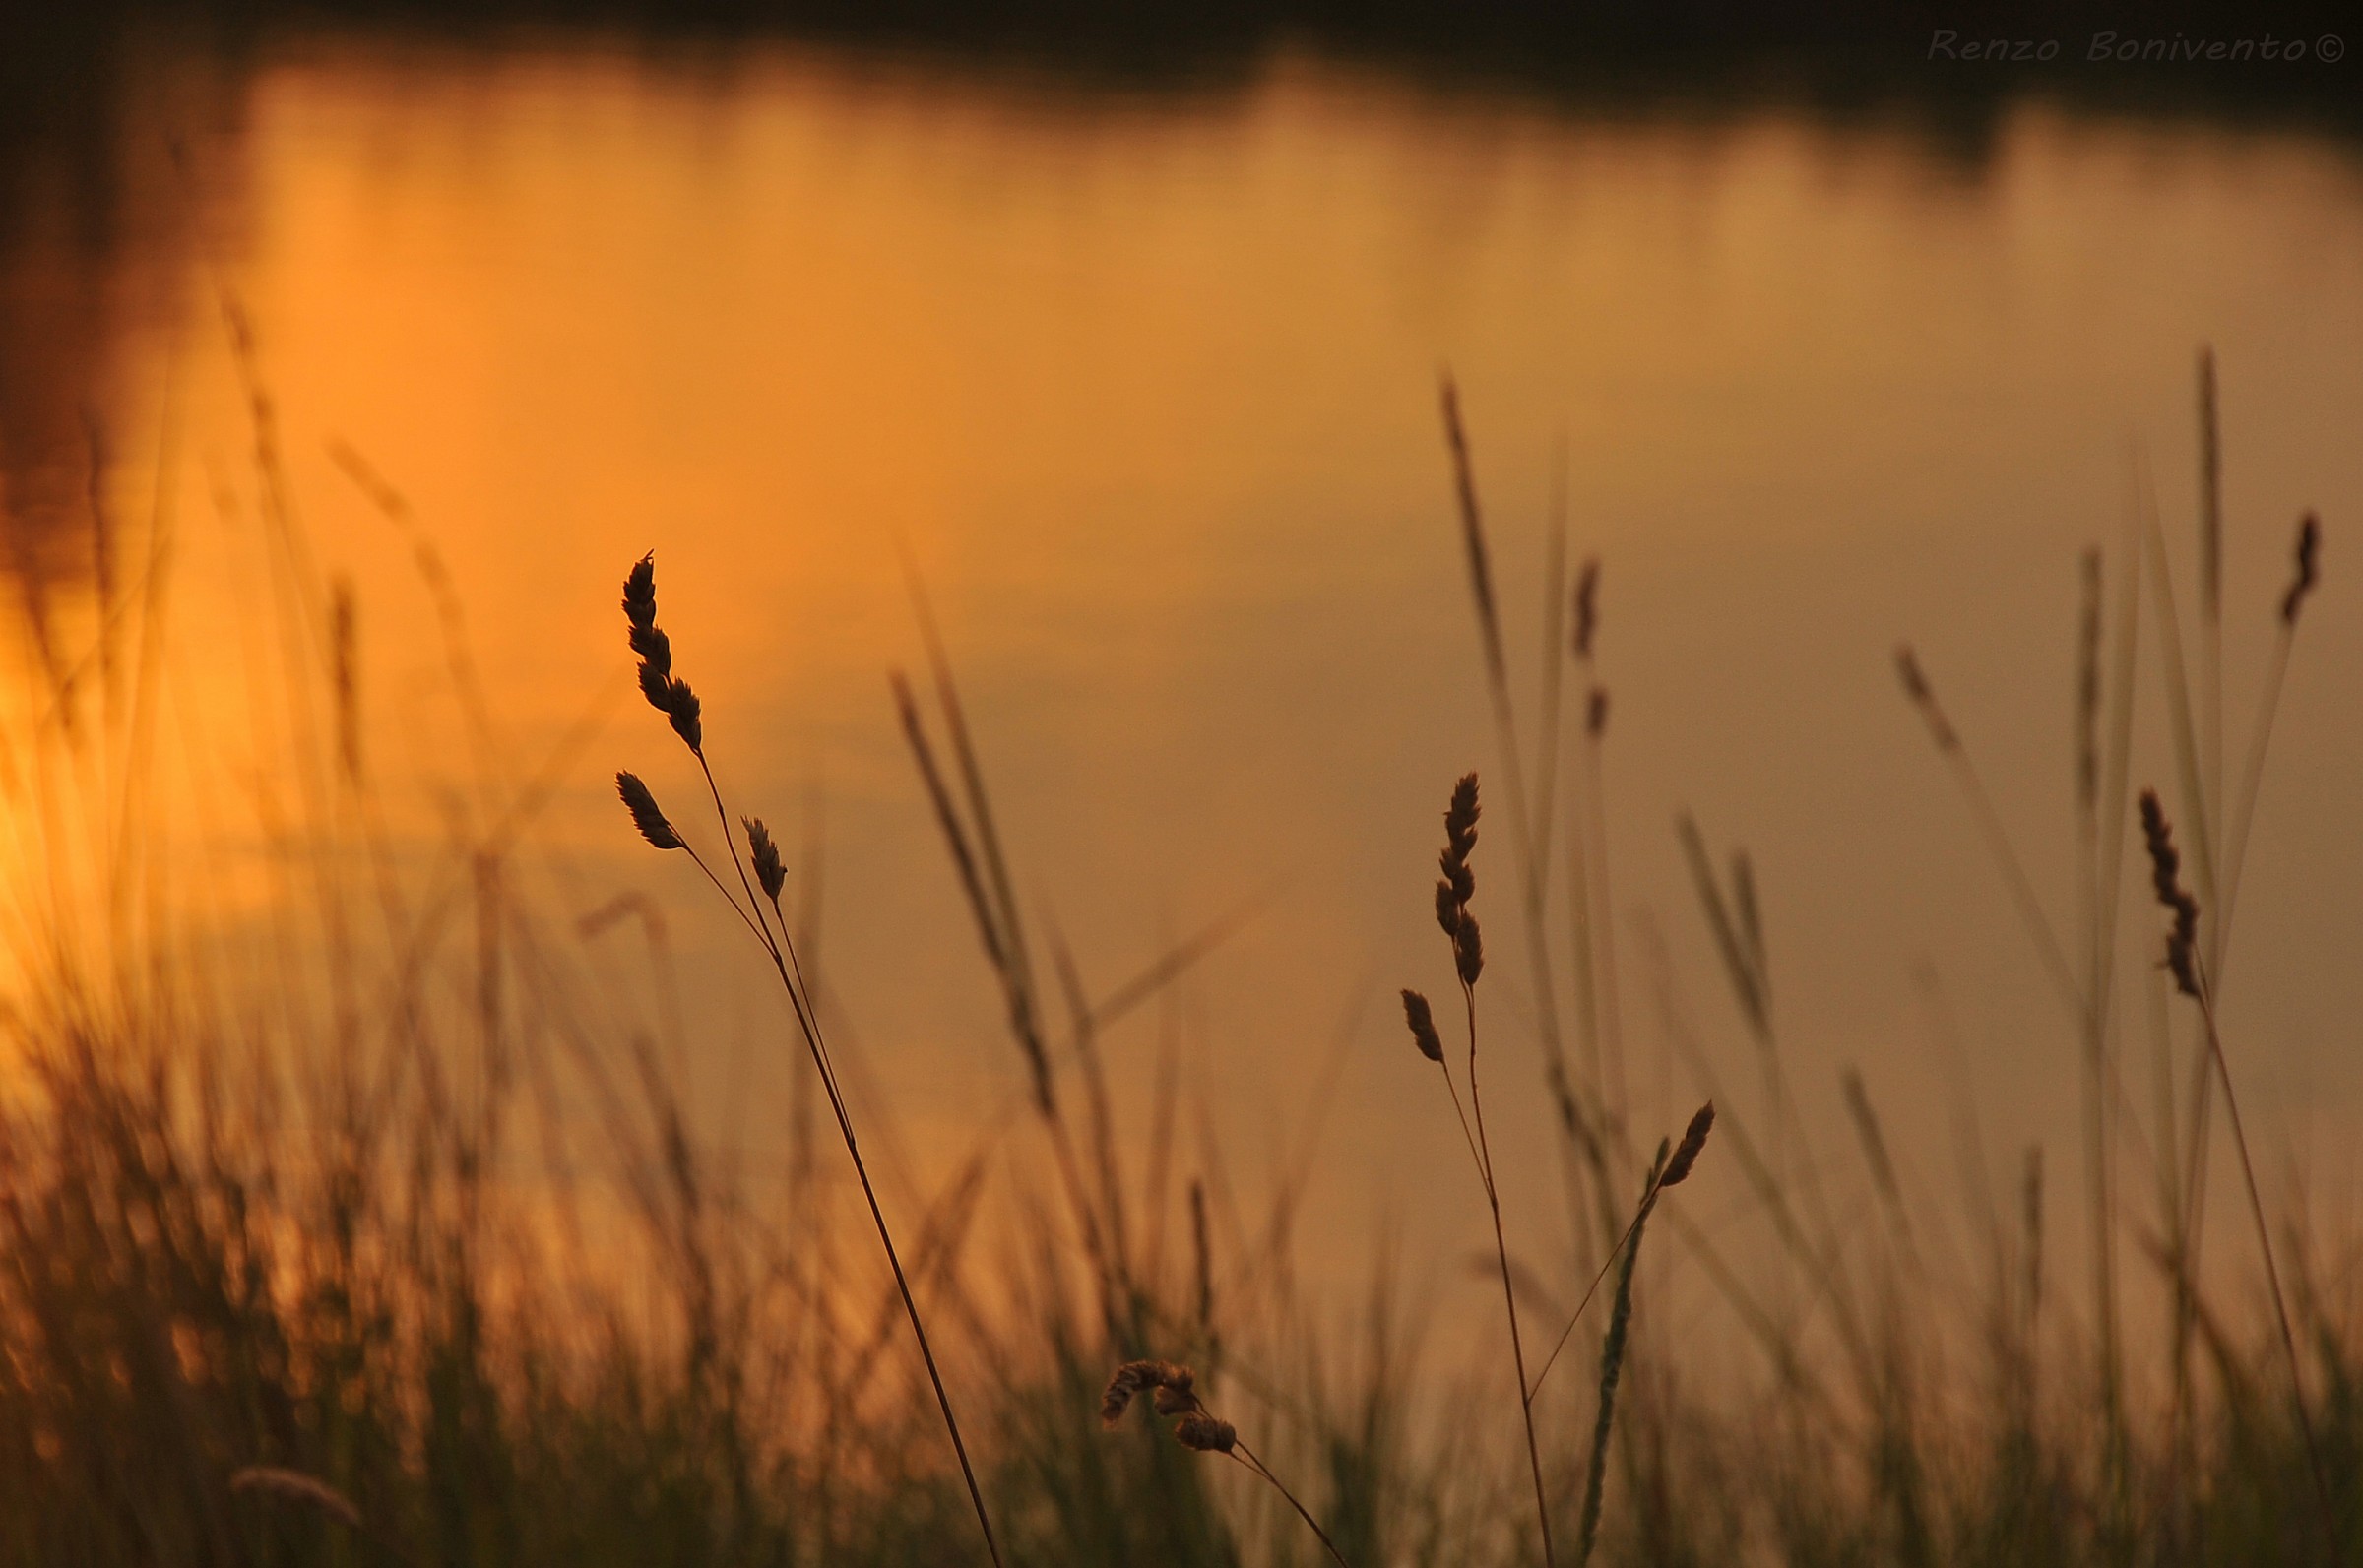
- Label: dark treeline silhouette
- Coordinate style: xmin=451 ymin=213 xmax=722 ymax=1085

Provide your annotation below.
xmin=9 ymin=0 xmax=2360 ymax=144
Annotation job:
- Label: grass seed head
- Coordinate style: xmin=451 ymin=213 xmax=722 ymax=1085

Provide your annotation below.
xmin=744 ymin=818 xmax=787 ymax=902
xmin=665 ymin=678 xmax=703 ymax=752
xmin=1434 ymin=878 xmax=1461 ymax=936
xmin=1573 ymin=556 xmax=1601 ymax=659
xmin=616 ymin=772 xmax=683 ymax=851
xmin=1437 ymin=847 xmax=1475 ymax=908
xmin=2282 ymin=511 xmax=2321 ymax=625
xmin=1175 ymin=1413 xmax=1237 ymax=1453
xmin=1101 ymin=1360 xmax=1194 ymax=1425
xmin=1435 ymin=773 xmax=1481 ymax=946
xmin=632 ymin=622 xmax=671 ymax=678
xmin=623 ymin=551 xmax=658 ymax=633
xmin=1400 ymin=988 xmax=1444 ymax=1062
xmin=1453 ymin=911 xmax=1484 ymax=986
xmin=2138 ymin=788 xmax=2201 ymax=996
xmin=1444 ymin=773 xmax=1480 ymax=860
xmin=623 ymin=553 xmax=702 ymax=751
xmin=1661 ymin=1101 xmax=1715 ymax=1188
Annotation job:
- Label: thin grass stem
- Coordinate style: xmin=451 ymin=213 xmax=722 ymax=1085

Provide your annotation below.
xmin=2191 ymin=977 xmax=2332 ymax=1542
xmin=2213 ymin=626 xmax=2295 ymax=982
xmin=1232 ymin=1440 xmax=1355 ymax=1568
xmin=1463 ymin=982 xmax=1558 ymax=1568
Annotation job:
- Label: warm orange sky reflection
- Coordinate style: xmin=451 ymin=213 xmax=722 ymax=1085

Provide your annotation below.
xmin=15 ymin=41 xmax=2363 ymax=1373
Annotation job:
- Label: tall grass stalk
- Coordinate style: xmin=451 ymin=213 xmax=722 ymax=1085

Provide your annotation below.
xmin=1404 ymin=771 xmax=1556 ymax=1567
xmin=1894 ymin=629 xmax=2135 ymax=1491
xmin=2139 ymin=788 xmax=2331 ymax=1545
xmin=1528 ymin=1104 xmax=1712 ymax=1401
xmin=1439 ymin=379 xmax=1574 ymax=1125
xmin=615 ymin=555 xmax=1004 ymax=1565
xmin=1573 ymin=1143 xmax=1663 ymax=1568
xmin=2213 ymin=512 xmax=2322 ymax=984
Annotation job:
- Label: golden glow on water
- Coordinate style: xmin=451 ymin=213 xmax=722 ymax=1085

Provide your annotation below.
xmin=8 ymin=40 xmax=2363 ymax=1322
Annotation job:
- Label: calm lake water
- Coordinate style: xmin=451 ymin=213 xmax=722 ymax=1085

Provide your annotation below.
xmin=5 ymin=26 xmax=2362 ymax=1353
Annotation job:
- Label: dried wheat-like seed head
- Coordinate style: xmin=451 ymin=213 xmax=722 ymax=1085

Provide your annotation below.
xmin=1101 ymin=1364 xmax=1152 ymax=1424
xmin=1661 ymin=1101 xmax=1715 ymax=1188
xmin=744 ymin=817 xmax=787 ymax=902
xmin=617 ymin=772 xmax=683 ymax=851
xmin=633 ymin=623 xmax=671 ymax=681
xmin=2282 ymin=512 xmax=2321 ymax=626
xmin=1101 ymin=1360 xmax=1194 ymax=1425
xmin=1437 ymin=846 xmax=1476 ymax=909
xmin=1573 ymin=557 xmax=1601 ymax=659
xmin=2138 ymin=789 xmax=2201 ymax=997
xmin=1453 ymin=912 xmax=1484 ymax=986
xmin=665 ymin=678 xmax=703 ymax=752
xmin=1175 ymin=1413 xmax=1237 ymax=1453
xmin=1400 ymin=988 xmax=1444 ymax=1063
xmin=1435 ymin=773 xmax=1483 ymax=947
xmin=622 ymin=552 xmax=705 ymax=752
xmin=1444 ymin=773 xmax=1480 ymax=860
xmin=623 ymin=552 xmax=658 ymax=636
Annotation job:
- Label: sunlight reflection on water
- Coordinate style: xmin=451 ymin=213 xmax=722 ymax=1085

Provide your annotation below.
xmin=5 ymin=31 xmax=2363 ymax=1373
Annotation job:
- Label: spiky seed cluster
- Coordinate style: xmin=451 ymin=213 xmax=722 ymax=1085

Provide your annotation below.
xmin=1174 ymin=1413 xmax=1238 ymax=1453
xmin=1894 ymin=645 xmax=1957 ymax=751
xmin=2282 ymin=512 xmax=2321 ymax=626
xmin=2138 ymin=789 xmax=2201 ymax=997
xmin=623 ymin=552 xmax=703 ymax=752
xmin=744 ymin=817 xmax=786 ymax=902
xmin=1100 ymin=1360 xmax=1193 ymax=1425
xmin=1435 ymin=773 xmax=1484 ymax=985
xmin=1660 ymin=1101 xmax=1715 ymax=1188
xmin=1453 ymin=910 xmax=1482 ymax=985
xmin=1101 ymin=1360 xmax=1231 ymax=1449
xmin=616 ymin=772 xmax=683 ymax=850
xmin=1400 ymin=988 xmax=1444 ymax=1063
